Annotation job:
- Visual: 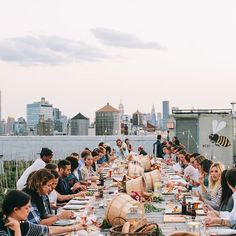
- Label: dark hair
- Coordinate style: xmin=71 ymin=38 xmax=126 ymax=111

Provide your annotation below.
xmin=220 ymin=170 xmax=233 ymax=208
xmin=28 ymin=168 xmax=54 ymax=191
xmin=2 ymin=190 xmax=30 ymax=218
xmin=201 ymin=159 xmax=213 ymax=174
xmin=105 ymin=145 xmax=111 ymax=154
xmin=81 ymin=150 xmax=91 ymax=159
xmin=176 ymin=147 xmax=183 ymax=152
xmin=45 ymin=163 xmax=58 ymax=170
xmin=185 ymin=154 xmax=191 ymax=163
xmin=70 ymin=152 xmax=79 ymax=157
xmin=226 ymin=168 xmax=236 ymax=188
xmin=66 ymin=156 xmax=79 ymax=172
xmin=124 ymin=138 xmax=129 ymax=143
xmin=195 ymin=155 xmax=206 ymax=164
xmin=50 ymin=169 xmax=59 ymax=179
xmin=189 ymin=153 xmax=200 ymax=158
xmin=84 ymin=147 xmax=91 ymax=152
xmin=92 ymin=150 xmax=99 ymax=157
xmin=58 ymin=160 xmax=71 ymax=170
xmin=167 ymin=141 xmax=173 ymax=146
xmin=98 ymin=142 xmax=104 ymax=147
xmin=157 ymin=135 xmax=161 ymax=140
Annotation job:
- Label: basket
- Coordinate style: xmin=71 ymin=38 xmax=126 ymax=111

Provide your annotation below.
xmin=110 ymin=222 xmax=159 ymax=236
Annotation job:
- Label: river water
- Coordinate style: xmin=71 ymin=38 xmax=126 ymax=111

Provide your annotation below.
xmin=0 ymin=136 xmax=157 ymax=160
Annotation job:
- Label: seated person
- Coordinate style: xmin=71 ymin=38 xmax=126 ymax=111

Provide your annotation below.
xmin=80 ymin=151 xmax=98 ymax=182
xmin=199 ymin=162 xmax=224 ymax=210
xmin=0 ymin=190 xmax=86 ymax=235
xmin=55 ymin=160 xmax=86 ymax=198
xmin=138 ymin=146 xmax=147 ymax=156
xmin=65 ymin=156 xmax=87 ymax=192
xmin=22 ymin=169 xmax=76 ymax=226
xmin=205 ymin=168 xmax=236 ymax=228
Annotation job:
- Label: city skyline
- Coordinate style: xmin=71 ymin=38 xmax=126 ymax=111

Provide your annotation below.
xmin=1 ymin=1 xmax=236 ymax=120
xmin=0 ymin=94 xmax=169 ymax=121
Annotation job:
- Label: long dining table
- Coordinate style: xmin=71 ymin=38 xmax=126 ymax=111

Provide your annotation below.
xmin=57 ymin=162 xmax=233 ymax=236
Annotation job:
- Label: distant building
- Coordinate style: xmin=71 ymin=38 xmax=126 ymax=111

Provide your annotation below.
xmin=6 ymin=117 xmax=15 ymax=135
xmin=142 ymin=113 xmax=151 ymax=127
xmin=70 ymin=113 xmax=89 ymax=135
xmin=157 ymin=112 xmax=162 ymax=129
xmin=162 ymin=101 xmax=170 ymax=130
xmin=118 ymin=100 xmax=124 ymax=120
xmin=13 ymin=117 xmax=28 ymax=136
xmin=150 ymin=104 xmax=157 ymax=126
xmin=37 ymin=115 xmax=54 ymax=136
xmin=132 ymin=110 xmax=144 ymax=135
xmin=121 ymin=115 xmax=131 ymax=135
xmin=146 ymin=121 xmax=156 ymax=133
xmin=132 ymin=110 xmax=144 ymax=126
xmin=61 ymin=115 xmax=68 ymax=135
xmin=27 ymin=97 xmax=53 ymax=133
xmin=0 ymin=120 xmax=6 ymax=135
xmin=95 ymin=103 xmax=121 ymax=135
xmin=53 ymin=108 xmax=62 ymax=133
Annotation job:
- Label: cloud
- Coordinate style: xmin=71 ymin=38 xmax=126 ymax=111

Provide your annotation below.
xmin=0 ymin=35 xmax=108 ymax=65
xmin=91 ymin=28 xmax=166 ymax=50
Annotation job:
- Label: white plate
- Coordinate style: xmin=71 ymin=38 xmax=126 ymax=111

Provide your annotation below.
xmin=209 ymin=228 xmax=236 ymax=235
xmin=73 ymin=196 xmax=92 ymax=201
xmin=87 ymin=188 xmax=98 ymax=191
xmin=53 ymin=220 xmax=74 ymax=226
xmin=63 ymin=205 xmax=85 ymax=210
xmin=68 ymin=199 xmax=89 ymax=205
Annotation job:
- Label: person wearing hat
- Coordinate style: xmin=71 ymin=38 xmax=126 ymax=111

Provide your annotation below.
xmin=16 ymin=148 xmax=53 ymax=190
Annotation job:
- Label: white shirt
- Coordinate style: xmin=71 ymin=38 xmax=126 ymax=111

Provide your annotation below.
xmin=113 ymin=143 xmax=129 ymax=159
xmin=16 ymin=158 xmax=46 ymax=190
xmin=184 ymin=164 xmax=198 ymax=181
xmin=48 ymin=189 xmax=58 ymax=203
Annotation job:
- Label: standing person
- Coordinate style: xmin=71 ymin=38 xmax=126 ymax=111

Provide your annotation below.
xmin=17 ymin=148 xmax=53 ymax=190
xmin=153 ymin=135 xmax=164 ymax=158
xmin=124 ymin=138 xmax=133 ymax=153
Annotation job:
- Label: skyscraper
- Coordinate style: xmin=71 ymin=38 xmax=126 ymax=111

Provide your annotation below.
xmin=27 ymin=97 xmax=53 ymax=132
xmin=162 ymin=100 xmax=170 ymax=130
xmin=53 ymin=108 xmax=62 ymax=132
xmin=150 ymin=104 xmax=157 ymax=126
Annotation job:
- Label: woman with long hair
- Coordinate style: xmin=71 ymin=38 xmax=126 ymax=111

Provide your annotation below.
xmin=23 ymin=168 xmax=74 ymax=226
xmin=0 ymin=190 xmax=85 ymax=236
xmin=204 ymin=168 xmax=236 ymax=228
xmin=199 ymin=162 xmax=224 ymax=210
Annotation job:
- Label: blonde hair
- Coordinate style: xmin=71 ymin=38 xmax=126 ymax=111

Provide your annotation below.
xmin=208 ymin=162 xmax=224 ymax=197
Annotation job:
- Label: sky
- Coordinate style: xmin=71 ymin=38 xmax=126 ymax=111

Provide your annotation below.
xmin=1 ymin=0 xmax=236 ymax=121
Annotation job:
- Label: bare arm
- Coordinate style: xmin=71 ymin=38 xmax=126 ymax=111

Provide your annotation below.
xmin=48 ymin=223 xmax=86 ymax=235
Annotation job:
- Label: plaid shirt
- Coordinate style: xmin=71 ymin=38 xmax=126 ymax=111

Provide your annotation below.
xmin=28 ymin=202 xmax=41 ymax=224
